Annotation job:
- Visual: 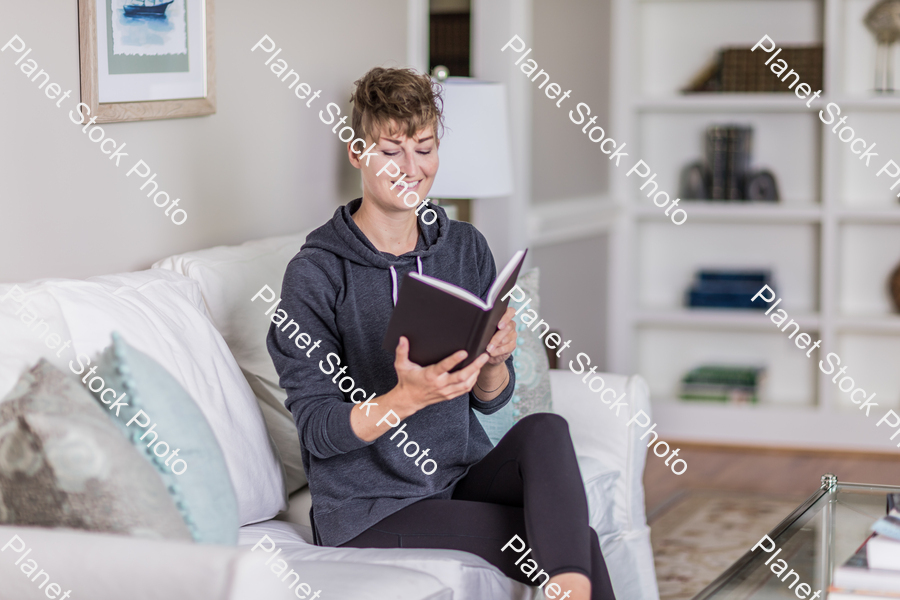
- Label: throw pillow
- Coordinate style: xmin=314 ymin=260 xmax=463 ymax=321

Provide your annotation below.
xmin=152 ymin=232 xmax=311 ymax=495
xmin=0 ymin=270 xmax=287 ymax=526
xmin=0 ymin=360 xmax=192 ymax=540
xmin=88 ymin=332 xmax=240 ymax=545
xmin=475 ymin=268 xmax=554 ymax=445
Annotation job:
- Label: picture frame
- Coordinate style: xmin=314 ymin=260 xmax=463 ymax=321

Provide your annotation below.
xmin=77 ymin=0 xmax=215 ymax=123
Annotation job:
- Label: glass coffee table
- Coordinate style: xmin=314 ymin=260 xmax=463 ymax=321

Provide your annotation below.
xmin=693 ymin=474 xmax=900 ymax=599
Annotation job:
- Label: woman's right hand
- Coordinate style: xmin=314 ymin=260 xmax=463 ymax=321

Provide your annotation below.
xmin=390 ymin=336 xmax=490 ymax=417
xmin=350 ymin=337 xmax=491 ymax=442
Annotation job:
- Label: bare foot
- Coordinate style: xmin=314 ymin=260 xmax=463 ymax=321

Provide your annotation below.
xmin=546 ymin=572 xmax=591 ymax=600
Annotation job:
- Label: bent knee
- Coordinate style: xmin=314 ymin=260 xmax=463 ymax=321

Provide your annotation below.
xmin=513 ymin=412 xmax=569 ymax=438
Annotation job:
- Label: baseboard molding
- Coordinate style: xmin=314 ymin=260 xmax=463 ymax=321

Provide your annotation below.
xmin=652 ymin=400 xmax=900 ymax=454
xmin=657 ymin=439 xmax=900 ymax=460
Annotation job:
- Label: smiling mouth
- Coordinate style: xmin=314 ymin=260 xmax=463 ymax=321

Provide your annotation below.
xmin=392 ymin=179 xmax=422 ymax=189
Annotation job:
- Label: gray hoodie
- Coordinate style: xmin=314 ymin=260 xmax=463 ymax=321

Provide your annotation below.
xmin=267 ymin=198 xmax=515 ymax=547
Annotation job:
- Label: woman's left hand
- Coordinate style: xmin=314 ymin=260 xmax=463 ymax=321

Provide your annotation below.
xmin=485 ymin=307 xmax=517 ymax=365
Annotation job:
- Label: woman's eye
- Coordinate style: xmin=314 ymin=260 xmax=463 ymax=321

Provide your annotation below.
xmin=417 ymin=150 xmax=432 ymax=155
xmin=383 ymin=151 xmax=399 ymax=156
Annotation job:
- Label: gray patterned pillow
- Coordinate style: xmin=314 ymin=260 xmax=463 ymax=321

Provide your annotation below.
xmin=475 ymin=268 xmax=554 ymax=444
xmin=0 ymin=360 xmax=192 ymax=540
xmin=508 ymin=268 xmax=554 ymax=420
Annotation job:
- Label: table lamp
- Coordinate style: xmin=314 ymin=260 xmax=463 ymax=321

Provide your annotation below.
xmin=428 ymin=74 xmax=514 ymax=220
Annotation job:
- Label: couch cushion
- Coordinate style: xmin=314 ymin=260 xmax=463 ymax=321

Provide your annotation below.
xmin=0 ymin=525 xmax=298 ymax=600
xmin=153 ymin=232 xmax=311 ymax=495
xmin=88 ymin=333 xmax=239 ymax=545
xmin=239 ymin=520 xmax=534 ymax=600
xmin=0 ymin=270 xmax=287 ymax=527
xmin=0 ymin=360 xmax=192 ymax=541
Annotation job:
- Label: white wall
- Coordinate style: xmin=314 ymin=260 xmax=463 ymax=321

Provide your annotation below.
xmin=531 ymin=0 xmax=611 ymax=204
xmin=0 ymin=0 xmax=407 ymax=282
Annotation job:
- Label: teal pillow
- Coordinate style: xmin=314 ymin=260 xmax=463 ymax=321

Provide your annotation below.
xmin=87 ymin=333 xmax=239 ymax=545
xmin=475 ymin=268 xmax=554 ymax=445
xmin=475 ymin=400 xmax=516 ymax=446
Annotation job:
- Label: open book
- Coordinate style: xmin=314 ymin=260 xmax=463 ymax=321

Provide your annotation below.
xmin=382 ymin=249 xmax=527 ymax=371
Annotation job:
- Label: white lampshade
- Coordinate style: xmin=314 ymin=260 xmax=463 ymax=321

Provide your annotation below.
xmin=429 ymin=77 xmax=514 ymax=199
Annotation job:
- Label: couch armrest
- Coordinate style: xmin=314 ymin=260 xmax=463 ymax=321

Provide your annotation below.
xmin=550 ymin=371 xmax=660 ymax=600
xmin=549 ymin=370 xmax=651 ymax=534
xmin=0 ymin=526 xmax=296 ymax=600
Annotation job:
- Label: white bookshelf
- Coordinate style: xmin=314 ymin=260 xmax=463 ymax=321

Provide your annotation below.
xmin=607 ymin=0 xmax=900 ymax=450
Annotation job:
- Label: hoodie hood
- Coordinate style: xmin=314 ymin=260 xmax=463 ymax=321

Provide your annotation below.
xmin=302 ymin=198 xmax=450 ymax=269
xmin=302 ymin=197 xmax=451 ymax=305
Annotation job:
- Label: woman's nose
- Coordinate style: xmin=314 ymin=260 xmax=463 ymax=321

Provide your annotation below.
xmin=397 ymin=156 xmax=420 ymax=179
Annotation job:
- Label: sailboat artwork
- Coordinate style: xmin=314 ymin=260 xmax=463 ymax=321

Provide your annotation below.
xmin=123 ymin=0 xmax=176 ymax=17
xmin=110 ymin=0 xmax=187 ymax=58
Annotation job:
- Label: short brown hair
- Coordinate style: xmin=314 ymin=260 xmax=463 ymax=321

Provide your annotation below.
xmin=350 ymin=67 xmax=444 ymax=144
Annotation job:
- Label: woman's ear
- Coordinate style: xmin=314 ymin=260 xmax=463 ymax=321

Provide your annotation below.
xmin=346 ymin=140 xmax=364 ymax=170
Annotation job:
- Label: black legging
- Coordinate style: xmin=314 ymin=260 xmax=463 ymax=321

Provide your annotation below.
xmin=340 ymin=413 xmax=617 ymax=600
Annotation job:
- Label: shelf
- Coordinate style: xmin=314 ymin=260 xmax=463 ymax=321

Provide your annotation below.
xmin=635 ymin=308 xmax=821 ymax=331
xmin=837 ymin=315 xmax=900 ymax=334
xmin=636 ymin=206 xmax=900 ymax=223
xmin=634 ymin=204 xmax=821 ymax=223
xmin=636 ymin=95 xmax=818 ymax=113
xmin=834 ymin=97 xmax=900 ymax=112
xmin=612 ymin=0 xmax=900 ymax=448
xmin=636 ymin=95 xmax=900 ymax=114
xmin=836 ymin=209 xmax=900 ymax=223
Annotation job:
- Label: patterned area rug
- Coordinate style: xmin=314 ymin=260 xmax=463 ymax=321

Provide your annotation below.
xmin=650 ymin=491 xmax=808 ymax=600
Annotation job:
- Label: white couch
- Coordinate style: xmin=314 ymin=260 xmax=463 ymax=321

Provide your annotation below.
xmin=0 ymin=231 xmax=659 ymax=600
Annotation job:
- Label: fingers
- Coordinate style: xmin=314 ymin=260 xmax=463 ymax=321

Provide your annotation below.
xmin=487 ymin=327 xmax=514 ymax=351
xmin=487 ymin=321 xmax=517 ymax=354
xmin=465 ymin=369 xmax=480 ymax=390
xmin=499 ymin=306 xmax=516 ymax=327
xmin=395 ymin=336 xmax=423 ymax=369
xmin=454 ymin=352 xmax=490 ymax=382
xmin=437 ymin=351 xmax=488 ymax=387
xmin=488 ymin=340 xmax=516 ymax=362
xmin=394 ymin=336 xmax=409 ymax=363
xmin=433 ymin=349 xmax=469 ymax=375
xmin=444 ymin=367 xmax=483 ymax=398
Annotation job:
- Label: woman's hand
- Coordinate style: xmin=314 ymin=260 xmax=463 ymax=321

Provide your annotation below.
xmin=485 ymin=307 xmax=517 ymax=365
xmin=390 ymin=336 xmax=491 ymax=416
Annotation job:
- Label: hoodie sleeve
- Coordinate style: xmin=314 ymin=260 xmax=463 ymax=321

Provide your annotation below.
xmin=267 ymin=255 xmax=373 ymax=459
xmin=468 ymin=229 xmax=516 ymax=415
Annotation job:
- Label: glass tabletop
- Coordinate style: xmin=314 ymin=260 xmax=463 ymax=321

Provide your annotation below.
xmin=693 ymin=475 xmax=900 ymax=600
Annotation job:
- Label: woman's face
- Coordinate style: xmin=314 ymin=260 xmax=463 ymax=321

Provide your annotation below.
xmin=349 ymin=122 xmax=439 ymax=215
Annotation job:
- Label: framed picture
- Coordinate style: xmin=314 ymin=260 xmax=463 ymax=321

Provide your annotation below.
xmin=77 ymin=0 xmax=215 ymax=123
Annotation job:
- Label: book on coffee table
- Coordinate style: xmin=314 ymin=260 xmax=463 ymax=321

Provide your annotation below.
xmin=382 ymin=249 xmax=527 ymax=371
xmin=833 ymin=534 xmax=900 ymax=592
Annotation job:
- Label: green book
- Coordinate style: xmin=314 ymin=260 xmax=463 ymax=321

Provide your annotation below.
xmin=679 ymin=365 xmax=764 ymax=403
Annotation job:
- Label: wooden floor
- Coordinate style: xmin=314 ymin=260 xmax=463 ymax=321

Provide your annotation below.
xmin=643 ymin=442 xmax=900 ymax=520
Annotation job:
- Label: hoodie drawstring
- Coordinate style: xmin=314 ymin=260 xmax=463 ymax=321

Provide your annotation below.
xmin=389 ymin=257 xmax=424 ymax=307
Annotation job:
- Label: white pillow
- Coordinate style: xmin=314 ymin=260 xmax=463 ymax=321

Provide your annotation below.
xmin=0 ymin=270 xmax=287 ymax=526
xmin=153 ymin=232 xmax=312 ymax=494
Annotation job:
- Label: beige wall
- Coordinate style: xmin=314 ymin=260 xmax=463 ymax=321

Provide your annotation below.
xmin=1 ymin=0 xmax=407 ymax=282
xmin=526 ymin=0 xmax=612 ymax=368
xmin=531 ymin=235 xmax=608 ymax=369
xmin=531 ymin=0 xmax=611 ymax=204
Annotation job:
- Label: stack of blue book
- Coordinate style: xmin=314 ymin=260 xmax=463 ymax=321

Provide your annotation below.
xmin=686 ymin=270 xmax=773 ymax=310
